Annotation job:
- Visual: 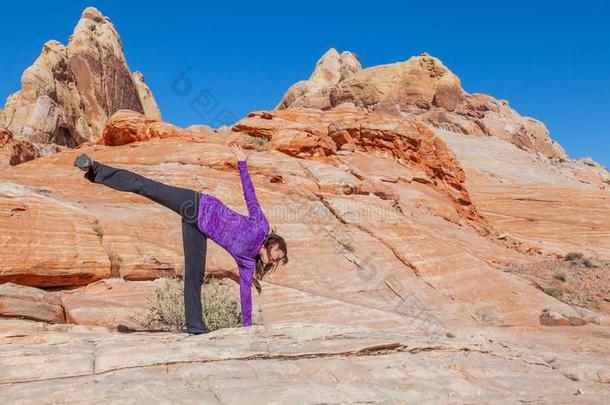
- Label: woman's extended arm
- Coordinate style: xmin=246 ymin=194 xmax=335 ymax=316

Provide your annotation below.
xmin=230 ymin=143 xmax=265 ymax=221
xmin=237 ymin=160 xmax=265 ymax=220
xmin=237 ymin=258 xmax=255 ymax=326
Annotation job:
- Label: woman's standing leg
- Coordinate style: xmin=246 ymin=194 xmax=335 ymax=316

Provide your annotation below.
xmin=182 ymin=217 xmax=209 ymax=333
xmin=84 ymin=160 xmax=199 ymax=223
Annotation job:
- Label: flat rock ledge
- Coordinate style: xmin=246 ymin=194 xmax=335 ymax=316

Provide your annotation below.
xmin=1 ymin=321 xmax=609 ymax=403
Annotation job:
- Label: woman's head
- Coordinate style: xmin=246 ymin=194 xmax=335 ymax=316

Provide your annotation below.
xmin=254 ymin=228 xmax=288 ymax=284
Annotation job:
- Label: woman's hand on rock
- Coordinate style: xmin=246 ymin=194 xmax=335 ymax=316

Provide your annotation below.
xmin=230 ymin=143 xmax=252 ymax=162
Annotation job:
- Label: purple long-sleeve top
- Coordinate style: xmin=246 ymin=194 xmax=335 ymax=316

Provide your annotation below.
xmin=196 ymin=160 xmax=270 ymax=326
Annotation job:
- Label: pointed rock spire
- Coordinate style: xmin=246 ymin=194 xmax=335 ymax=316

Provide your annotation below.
xmin=0 ymin=6 xmax=160 ymax=166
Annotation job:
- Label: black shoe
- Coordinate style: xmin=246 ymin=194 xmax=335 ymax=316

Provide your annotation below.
xmin=183 ymin=327 xmax=211 ymax=335
xmin=74 ymin=153 xmax=92 ymax=172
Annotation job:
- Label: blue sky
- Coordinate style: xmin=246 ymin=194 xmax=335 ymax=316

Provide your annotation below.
xmin=1 ymin=1 xmax=608 ymax=168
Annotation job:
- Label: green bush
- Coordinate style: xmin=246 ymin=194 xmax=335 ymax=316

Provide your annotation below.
xmin=202 ymin=277 xmax=243 ymax=330
xmin=552 ymin=271 xmax=566 ymax=282
xmin=92 ymin=218 xmax=104 ymax=239
xmin=564 ymin=252 xmax=583 ymax=261
xmin=137 ymin=276 xmax=253 ymax=332
xmin=544 ymin=286 xmax=564 ymax=299
xmin=139 ymin=276 xmax=186 ymax=331
xmin=243 ymin=135 xmax=268 ymax=151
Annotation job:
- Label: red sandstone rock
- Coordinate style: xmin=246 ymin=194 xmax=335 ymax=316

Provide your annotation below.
xmin=99 ymin=110 xmax=190 ymax=145
xmin=232 ymin=107 xmax=483 ymax=222
xmin=0 ymin=127 xmax=40 ymax=166
xmin=0 ymin=283 xmax=65 ymax=323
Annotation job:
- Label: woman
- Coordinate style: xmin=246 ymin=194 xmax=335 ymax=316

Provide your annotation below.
xmin=74 ymin=144 xmax=288 ymax=334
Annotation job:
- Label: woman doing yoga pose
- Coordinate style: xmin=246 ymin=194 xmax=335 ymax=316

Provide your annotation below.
xmin=74 ymin=144 xmax=288 ymax=334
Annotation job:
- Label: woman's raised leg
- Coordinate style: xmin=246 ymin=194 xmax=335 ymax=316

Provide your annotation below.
xmin=84 ymin=160 xmax=199 ymax=223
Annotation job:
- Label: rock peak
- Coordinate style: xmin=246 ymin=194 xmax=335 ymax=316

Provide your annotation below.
xmin=276 ymin=50 xmax=566 ymax=159
xmin=0 ymin=6 xmax=160 ymax=166
xmin=319 ymin=47 xmax=340 ymax=59
xmin=310 ymin=48 xmax=361 ymax=83
xmin=41 ymin=39 xmax=65 ymax=53
xmin=81 ymin=6 xmax=105 ymax=22
xmin=274 ymin=48 xmax=362 ymax=110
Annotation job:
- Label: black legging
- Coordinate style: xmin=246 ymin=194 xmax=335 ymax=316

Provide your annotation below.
xmin=84 ymin=160 xmax=209 ymax=333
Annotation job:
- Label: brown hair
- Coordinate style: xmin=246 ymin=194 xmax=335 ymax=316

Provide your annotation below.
xmin=252 ymin=227 xmax=288 ymax=293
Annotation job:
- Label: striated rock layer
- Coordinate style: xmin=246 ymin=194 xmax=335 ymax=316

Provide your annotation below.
xmin=232 ymin=105 xmax=484 ymax=222
xmin=0 ymin=321 xmax=609 ymax=403
xmin=2 ymin=109 xmax=608 ymax=334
